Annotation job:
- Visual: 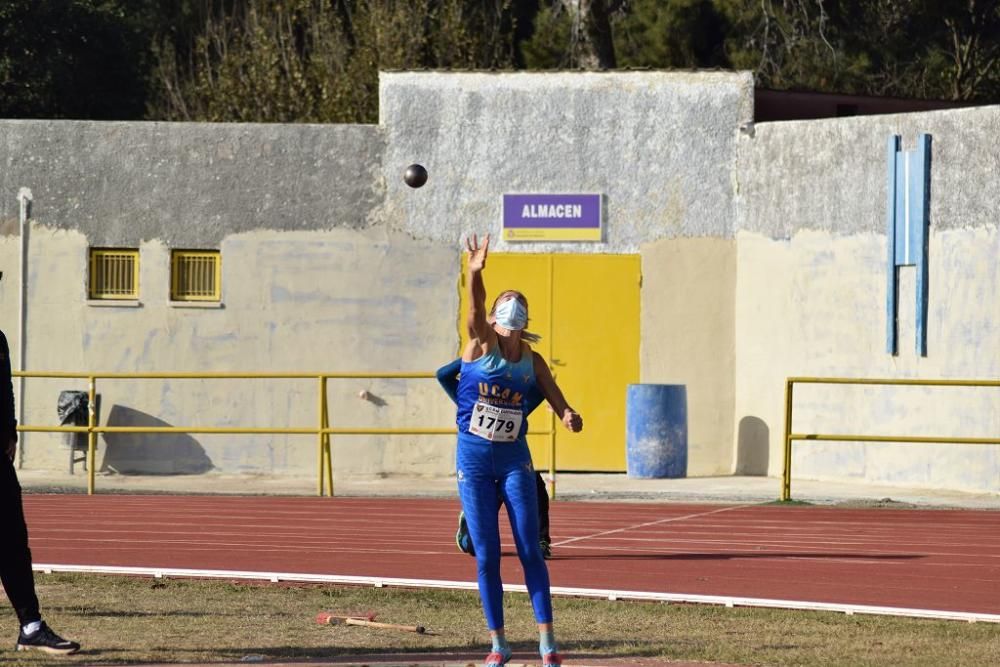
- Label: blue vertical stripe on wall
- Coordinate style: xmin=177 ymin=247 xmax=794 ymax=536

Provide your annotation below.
xmin=894 ymin=142 xmax=910 ymax=266
xmin=886 ymin=134 xmax=931 ymax=356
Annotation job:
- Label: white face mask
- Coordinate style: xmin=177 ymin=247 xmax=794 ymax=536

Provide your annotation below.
xmin=494 ymin=298 xmax=528 ymax=331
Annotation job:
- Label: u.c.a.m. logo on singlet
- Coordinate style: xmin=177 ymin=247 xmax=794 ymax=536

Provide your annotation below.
xmin=476 ymin=382 xmax=523 ymax=406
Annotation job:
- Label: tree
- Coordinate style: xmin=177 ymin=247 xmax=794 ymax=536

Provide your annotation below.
xmin=718 ymin=0 xmax=1000 ymax=101
xmin=615 ymin=0 xmax=730 ymax=69
xmin=717 ymin=0 xmax=873 ymax=93
xmin=149 ymin=0 xmax=518 ymax=123
xmin=4 ymin=0 xmax=998 ymax=121
xmin=521 ymin=0 xmax=624 ymax=69
xmin=0 ymin=0 xmax=149 ymax=119
xmin=926 ymin=0 xmax=1000 ymax=100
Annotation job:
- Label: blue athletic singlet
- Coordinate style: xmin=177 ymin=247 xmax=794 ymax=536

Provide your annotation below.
xmin=456 ymin=345 xmax=536 ymax=441
xmin=455 ymin=343 xmax=552 ymax=630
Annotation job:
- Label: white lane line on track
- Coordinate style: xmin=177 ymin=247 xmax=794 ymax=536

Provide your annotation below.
xmin=552 ymin=539 xmax=1000 ymax=561
xmin=552 ymin=504 xmax=753 ymax=548
xmin=31 ymin=563 xmax=1000 ymax=624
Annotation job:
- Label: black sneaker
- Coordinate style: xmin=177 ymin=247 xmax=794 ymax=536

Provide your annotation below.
xmin=16 ymin=621 xmax=80 ymax=655
xmin=540 ymin=539 xmax=552 ymax=560
xmin=456 ymin=511 xmax=475 ymax=557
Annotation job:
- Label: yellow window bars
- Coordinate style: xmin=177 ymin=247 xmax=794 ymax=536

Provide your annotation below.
xmin=89 ymin=249 xmax=139 ymax=299
xmin=171 ymin=250 xmax=221 ymax=301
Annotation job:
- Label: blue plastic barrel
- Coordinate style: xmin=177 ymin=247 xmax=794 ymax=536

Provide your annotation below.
xmin=625 ymin=384 xmax=688 ymax=478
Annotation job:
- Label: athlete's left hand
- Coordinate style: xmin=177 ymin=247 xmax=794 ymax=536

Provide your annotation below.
xmin=466 ymin=233 xmax=490 ymax=273
xmin=562 ymin=409 xmax=583 ymax=433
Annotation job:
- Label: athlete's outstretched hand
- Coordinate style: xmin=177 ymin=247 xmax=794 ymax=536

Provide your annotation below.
xmin=466 ymin=233 xmax=490 ymax=273
xmin=562 ymin=409 xmax=583 ymax=433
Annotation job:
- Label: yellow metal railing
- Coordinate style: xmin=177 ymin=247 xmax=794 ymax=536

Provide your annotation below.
xmin=782 ymin=376 xmax=1000 ymax=501
xmin=14 ymin=371 xmax=558 ymax=496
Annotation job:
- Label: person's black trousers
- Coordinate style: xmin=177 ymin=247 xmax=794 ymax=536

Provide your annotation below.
xmin=0 ymin=457 xmax=41 ymax=627
xmin=535 ymin=471 xmax=550 ymax=543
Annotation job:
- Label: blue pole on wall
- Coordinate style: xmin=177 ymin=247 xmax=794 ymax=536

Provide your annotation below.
xmin=886 ymin=133 xmax=931 ymax=357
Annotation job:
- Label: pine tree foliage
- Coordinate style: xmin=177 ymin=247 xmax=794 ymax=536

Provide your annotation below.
xmin=0 ymin=0 xmax=997 ymax=122
xmin=149 ymin=0 xmax=517 ymax=123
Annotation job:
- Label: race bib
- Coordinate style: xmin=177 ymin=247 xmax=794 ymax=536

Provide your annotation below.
xmin=468 ymin=402 xmax=523 ymax=443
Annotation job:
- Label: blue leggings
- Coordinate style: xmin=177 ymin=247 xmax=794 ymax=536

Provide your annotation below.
xmin=456 ymin=435 xmax=553 ymax=630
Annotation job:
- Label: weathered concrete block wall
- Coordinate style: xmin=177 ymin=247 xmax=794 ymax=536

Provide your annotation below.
xmin=380 ymin=71 xmax=753 ymax=248
xmin=0 ymin=121 xmax=459 ymax=477
xmin=8 ymin=75 xmax=992 ymax=491
xmin=0 ymin=120 xmax=384 ymax=245
xmin=0 ymin=228 xmax=459 ymax=477
xmin=734 ymin=106 xmax=1000 ymax=491
xmin=381 ymin=72 xmax=750 ymax=476
xmin=0 ymin=73 xmax=753 ymax=479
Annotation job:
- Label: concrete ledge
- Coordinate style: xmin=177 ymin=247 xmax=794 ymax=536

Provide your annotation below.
xmin=86 ymin=299 xmax=142 ymax=307
xmin=15 ymin=470 xmax=1000 ymax=509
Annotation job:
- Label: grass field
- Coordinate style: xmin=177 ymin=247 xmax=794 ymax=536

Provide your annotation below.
xmin=1 ymin=574 xmax=998 ymax=666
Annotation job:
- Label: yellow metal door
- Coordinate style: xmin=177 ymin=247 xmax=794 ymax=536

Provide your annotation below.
xmin=459 ymin=253 xmax=640 ymax=471
xmin=550 ymin=255 xmax=639 ymax=470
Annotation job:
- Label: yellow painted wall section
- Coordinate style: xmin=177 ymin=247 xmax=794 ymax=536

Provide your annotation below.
xmin=459 ymin=253 xmax=640 ymax=471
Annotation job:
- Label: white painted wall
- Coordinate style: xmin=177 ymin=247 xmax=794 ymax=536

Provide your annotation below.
xmin=2 ymin=227 xmax=459 ymax=477
xmin=734 ymin=108 xmax=1000 ymax=492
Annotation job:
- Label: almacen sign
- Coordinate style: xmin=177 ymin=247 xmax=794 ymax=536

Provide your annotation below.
xmin=502 ymin=194 xmax=602 ymax=242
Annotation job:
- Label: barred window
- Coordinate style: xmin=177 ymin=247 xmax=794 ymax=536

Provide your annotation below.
xmin=89 ymin=249 xmax=139 ymax=300
xmin=171 ymin=250 xmax=221 ymax=301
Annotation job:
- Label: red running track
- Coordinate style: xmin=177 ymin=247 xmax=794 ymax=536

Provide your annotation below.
xmin=22 ymin=495 xmax=1000 ymax=617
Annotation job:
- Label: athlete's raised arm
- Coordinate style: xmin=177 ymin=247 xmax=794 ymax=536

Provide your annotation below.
xmin=465 ymin=233 xmax=492 ymax=345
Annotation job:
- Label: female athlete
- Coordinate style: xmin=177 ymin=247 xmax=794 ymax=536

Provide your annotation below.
xmin=455 ymin=233 xmax=582 ymax=667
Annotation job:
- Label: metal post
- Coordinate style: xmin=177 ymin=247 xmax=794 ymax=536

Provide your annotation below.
xmin=781 ymin=378 xmax=794 ymax=501
xmin=324 ymin=439 xmax=333 ymax=496
xmin=323 ymin=378 xmax=333 ymax=496
xmin=87 ymin=377 xmax=97 ymax=495
xmin=16 ymin=188 xmax=31 ymax=468
xmin=317 ymin=376 xmax=326 ymax=496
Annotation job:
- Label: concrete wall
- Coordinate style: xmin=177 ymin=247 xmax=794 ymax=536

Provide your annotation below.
xmin=0 ymin=73 xmax=755 ymax=479
xmin=2 ymin=74 xmax=995 ymax=492
xmin=734 ymin=106 xmax=1000 ymax=491
xmin=0 ymin=227 xmax=459 ymax=476
xmin=379 ymin=71 xmax=754 ymax=247
xmin=0 ymin=121 xmax=459 ymax=478
xmin=640 ymin=238 xmax=736 ymax=476
xmin=379 ymin=72 xmax=751 ymax=477
xmin=0 ymin=120 xmax=383 ymax=246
